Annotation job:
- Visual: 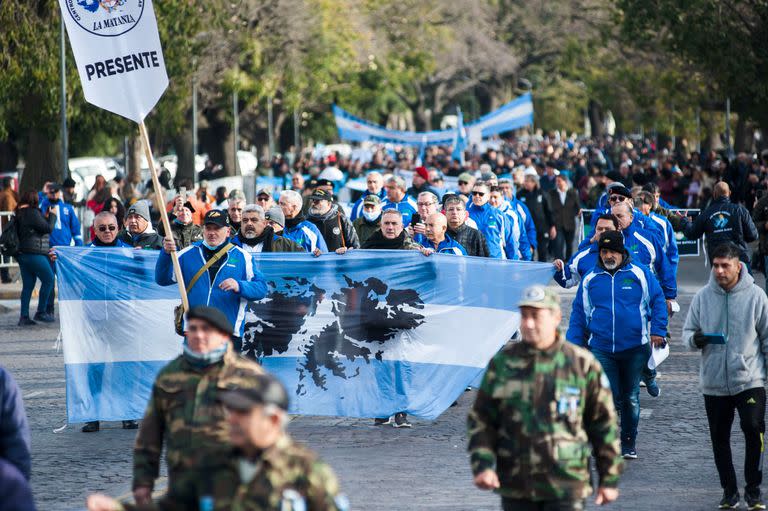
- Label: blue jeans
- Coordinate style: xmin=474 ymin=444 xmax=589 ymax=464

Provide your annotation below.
xmin=592 ymin=343 xmax=650 ymax=447
xmin=16 ymin=253 xmax=55 ymax=318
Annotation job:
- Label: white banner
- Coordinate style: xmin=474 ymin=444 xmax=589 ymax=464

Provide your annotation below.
xmin=58 ymin=0 xmax=168 ymax=123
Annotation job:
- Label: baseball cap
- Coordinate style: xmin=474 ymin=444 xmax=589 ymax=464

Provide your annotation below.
xmin=256 ymin=187 xmax=273 ymax=197
xmin=609 ymin=185 xmax=632 ymax=198
xmin=458 ymin=172 xmax=474 ymax=183
xmin=518 ymin=285 xmax=560 ymax=310
xmin=363 ymin=195 xmax=382 ymax=206
xmin=309 ymin=189 xmax=334 ymax=201
xmin=203 ymin=209 xmax=229 ymax=227
xmin=126 ymin=200 xmax=151 ymax=222
xmin=217 ymin=373 xmax=289 ymax=412
xmin=265 ymin=206 xmax=285 ymax=227
xmin=186 ymin=306 xmax=233 ymax=335
xmin=48 ymin=183 xmax=62 ymax=192
xmin=182 ymin=201 xmax=196 ymax=213
xmin=316 ymin=178 xmax=334 ymax=188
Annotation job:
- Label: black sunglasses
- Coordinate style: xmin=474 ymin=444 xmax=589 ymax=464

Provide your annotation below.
xmin=458 ymin=181 xmax=469 ymax=186
xmin=472 ymin=191 xmax=486 ymax=197
xmin=97 ymin=225 xmax=117 ymax=232
xmin=608 ymin=195 xmax=627 ymax=202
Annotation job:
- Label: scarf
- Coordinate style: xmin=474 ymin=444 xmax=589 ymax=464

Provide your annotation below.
xmin=240 ymin=227 xmax=273 ymax=249
xmin=284 ymin=213 xmax=306 ymax=230
xmin=362 ymin=230 xmax=407 ymax=250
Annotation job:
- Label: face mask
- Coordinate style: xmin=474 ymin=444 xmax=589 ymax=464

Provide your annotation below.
xmin=182 ymin=338 xmax=227 ymax=367
xmin=202 ymin=240 xmax=224 ymax=251
xmin=362 ymin=211 xmax=380 ymax=222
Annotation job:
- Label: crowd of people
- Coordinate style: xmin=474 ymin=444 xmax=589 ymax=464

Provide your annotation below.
xmin=2 ymin=133 xmax=768 ymax=510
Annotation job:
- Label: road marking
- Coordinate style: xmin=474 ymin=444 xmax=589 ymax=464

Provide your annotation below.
xmin=23 ymin=391 xmax=44 ymax=399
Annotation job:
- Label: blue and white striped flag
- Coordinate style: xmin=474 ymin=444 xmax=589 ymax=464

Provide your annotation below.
xmin=56 ymin=248 xmax=553 ymax=422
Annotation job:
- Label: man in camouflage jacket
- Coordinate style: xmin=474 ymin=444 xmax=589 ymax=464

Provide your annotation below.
xmin=467 ymin=285 xmax=623 ymax=511
xmin=132 ymin=306 xmax=264 ymax=510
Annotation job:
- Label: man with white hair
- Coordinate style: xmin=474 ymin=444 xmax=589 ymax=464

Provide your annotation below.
xmin=278 ymin=190 xmax=328 ymax=255
xmin=231 ymin=204 xmax=304 ymax=254
xmin=382 ymin=175 xmax=418 ymax=228
xmin=350 ymin=171 xmax=386 ymax=221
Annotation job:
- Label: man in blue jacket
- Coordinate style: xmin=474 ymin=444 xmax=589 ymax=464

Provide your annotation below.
xmin=278 ymin=190 xmax=328 ymax=254
xmin=419 ymin=213 xmax=467 ymax=255
xmin=587 ymin=184 xmax=663 ymax=239
xmin=0 ymin=365 xmax=30 ymax=481
xmin=467 ymin=182 xmax=513 ymax=259
xmin=156 ymin=209 xmax=268 ymax=353
xmin=567 ymin=231 xmax=668 ymax=460
xmin=500 ymin=179 xmax=537 ymax=256
xmin=40 ymin=182 xmax=83 ymax=316
xmin=490 ymin=185 xmax=529 ymax=260
xmin=350 ymin=171 xmax=386 ymax=221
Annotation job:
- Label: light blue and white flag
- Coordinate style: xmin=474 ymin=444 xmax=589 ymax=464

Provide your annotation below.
xmin=333 ymin=93 xmax=534 ymax=147
xmin=57 ymin=248 xmax=553 ymax=422
xmin=452 ymin=106 xmax=467 ymax=164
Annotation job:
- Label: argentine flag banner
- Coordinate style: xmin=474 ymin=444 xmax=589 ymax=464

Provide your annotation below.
xmin=56 ymin=248 xmax=553 ymax=423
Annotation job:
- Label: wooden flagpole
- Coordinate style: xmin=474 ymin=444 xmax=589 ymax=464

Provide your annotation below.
xmin=138 ymin=121 xmax=189 ymax=312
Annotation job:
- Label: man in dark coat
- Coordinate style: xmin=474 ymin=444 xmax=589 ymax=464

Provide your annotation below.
xmin=547 ymin=174 xmax=580 ymax=261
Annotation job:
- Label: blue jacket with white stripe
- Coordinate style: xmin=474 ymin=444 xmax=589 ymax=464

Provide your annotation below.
xmin=467 ymin=202 xmax=508 ymax=259
xmin=510 ymin=197 xmax=537 ymax=250
xmin=567 ymin=256 xmax=668 ymax=353
xmin=382 ymin=196 xmax=419 ymax=228
xmin=39 ymin=198 xmax=83 ymax=247
xmin=418 ymin=234 xmax=467 ymax=255
xmin=155 ymin=242 xmax=268 ymax=337
xmin=497 ymin=201 xmax=528 ymax=260
xmin=282 ymin=218 xmax=328 ymax=253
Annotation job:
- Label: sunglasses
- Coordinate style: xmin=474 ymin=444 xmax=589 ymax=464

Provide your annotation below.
xmin=472 ymin=191 xmax=486 ymax=197
xmin=97 ymin=225 xmax=117 ymax=232
xmin=608 ymin=195 xmax=626 ymax=202
xmin=256 ymin=197 xmax=270 ymax=202
xmin=458 ymin=181 xmax=469 ymax=186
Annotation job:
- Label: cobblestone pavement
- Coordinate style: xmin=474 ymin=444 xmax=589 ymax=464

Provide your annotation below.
xmin=0 ymin=257 xmax=763 ymax=510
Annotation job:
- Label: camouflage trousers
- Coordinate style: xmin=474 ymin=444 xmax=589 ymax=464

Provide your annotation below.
xmin=501 ymin=498 xmax=586 ymax=511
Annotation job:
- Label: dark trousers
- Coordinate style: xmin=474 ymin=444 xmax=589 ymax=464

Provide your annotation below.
xmin=536 ymin=233 xmax=549 ymax=262
xmin=0 ymin=267 xmax=10 ymax=283
xmin=16 ymin=253 xmax=55 ymax=318
xmin=502 ymin=498 xmax=585 ymax=511
xmin=704 ymin=387 xmax=766 ymax=495
xmin=591 ymin=343 xmax=649 ymax=447
xmin=46 ymin=258 xmax=56 ymax=313
xmin=549 ymin=228 xmax=575 ymax=261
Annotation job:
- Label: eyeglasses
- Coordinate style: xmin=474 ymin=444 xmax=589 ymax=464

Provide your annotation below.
xmin=472 ymin=191 xmax=486 ymax=197
xmin=256 ymin=197 xmax=270 ymax=202
xmin=417 ymin=202 xmax=436 ymax=207
xmin=97 ymin=225 xmax=117 ymax=232
xmin=458 ymin=181 xmax=469 ymax=186
xmin=608 ymin=195 xmax=626 ymax=202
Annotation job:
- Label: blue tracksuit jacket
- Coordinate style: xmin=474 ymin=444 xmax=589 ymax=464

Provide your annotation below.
xmin=467 ymin=202 xmax=508 ymax=259
xmin=39 ymin=198 xmax=83 ymax=247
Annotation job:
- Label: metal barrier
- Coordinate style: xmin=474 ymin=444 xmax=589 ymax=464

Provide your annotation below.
xmin=0 ymin=211 xmax=18 ymax=269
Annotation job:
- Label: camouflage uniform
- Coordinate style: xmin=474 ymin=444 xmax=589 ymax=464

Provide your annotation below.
xmin=467 ymin=334 xmax=622 ymax=507
xmin=231 ymin=435 xmax=347 ymax=511
xmin=132 ymin=344 xmax=264 ymax=511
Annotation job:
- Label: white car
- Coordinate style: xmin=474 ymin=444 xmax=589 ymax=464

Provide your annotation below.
xmin=68 ymin=157 xmax=123 ymax=202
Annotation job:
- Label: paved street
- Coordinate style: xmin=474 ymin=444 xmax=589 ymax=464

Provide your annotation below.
xmin=0 ymin=255 xmax=763 ymax=510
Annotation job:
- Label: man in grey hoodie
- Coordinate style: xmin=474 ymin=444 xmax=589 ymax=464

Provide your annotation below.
xmin=684 ymin=242 xmax=768 ymax=510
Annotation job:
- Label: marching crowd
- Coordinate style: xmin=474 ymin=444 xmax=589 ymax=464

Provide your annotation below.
xmin=2 ymin=135 xmax=768 ymax=510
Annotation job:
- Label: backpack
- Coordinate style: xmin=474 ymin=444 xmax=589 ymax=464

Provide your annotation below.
xmin=0 ymin=215 xmax=20 ymax=258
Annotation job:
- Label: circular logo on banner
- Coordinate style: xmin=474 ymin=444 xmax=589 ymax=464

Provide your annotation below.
xmin=65 ymin=0 xmax=144 ymax=37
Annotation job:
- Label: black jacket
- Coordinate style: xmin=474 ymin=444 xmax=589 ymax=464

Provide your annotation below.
xmin=16 ymin=207 xmax=55 ymax=255
xmin=547 ymin=188 xmax=580 ymax=232
xmin=447 ymin=223 xmax=489 ymax=257
xmin=684 ymin=196 xmax=758 ymax=263
xmin=117 ymin=228 xmax=164 ymax=250
xmin=308 ymin=205 xmax=360 ymax=251
xmin=517 ymin=188 xmax=553 ymax=234
xmin=158 ymin=221 xmax=203 ymax=249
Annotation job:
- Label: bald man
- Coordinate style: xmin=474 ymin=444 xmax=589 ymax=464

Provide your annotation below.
xmin=419 ymin=213 xmax=467 ymax=255
xmin=684 ymin=181 xmax=758 ymax=265
xmin=350 ymin=172 xmax=386 ymax=221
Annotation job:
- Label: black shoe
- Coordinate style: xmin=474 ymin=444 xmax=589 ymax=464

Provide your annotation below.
xmin=393 ymin=412 xmax=412 ymax=428
xmin=81 ymin=421 xmax=100 ymax=433
xmin=18 ymin=316 xmax=36 ymax=326
xmin=374 ymin=417 xmax=392 ymax=426
xmin=33 ymin=312 xmax=55 ymax=323
xmin=719 ymin=491 xmax=741 ymax=509
xmin=122 ymin=420 xmax=139 ymax=430
xmin=746 ymin=490 xmax=766 ymax=510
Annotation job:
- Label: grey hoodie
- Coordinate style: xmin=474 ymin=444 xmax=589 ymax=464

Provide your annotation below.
xmin=683 ymin=263 xmax=768 ymax=396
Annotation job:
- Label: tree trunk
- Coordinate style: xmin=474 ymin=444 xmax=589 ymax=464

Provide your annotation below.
xmin=121 ymin=132 xmax=143 ymax=202
xmin=703 ymin=111 xmax=723 ymax=152
xmin=204 ymin=108 xmax=236 ymax=176
xmin=0 ymin=140 xmax=19 ymax=173
xmin=587 ymin=99 xmax=605 ymax=139
xmin=413 ymin=105 xmax=432 ymax=132
xmin=172 ymin=129 xmax=195 ymax=187
xmin=20 ymin=128 xmax=61 ymax=192
xmin=734 ymin=114 xmax=754 ymax=153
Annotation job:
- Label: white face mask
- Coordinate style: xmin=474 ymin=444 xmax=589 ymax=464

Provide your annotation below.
xmin=362 ymin=211 xmax=380 ymax=222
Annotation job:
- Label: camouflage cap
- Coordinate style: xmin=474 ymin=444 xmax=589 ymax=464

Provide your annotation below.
xmin=218 ymin=373 xmax=289 ymax=412
xmin=363 ymin=194 xmax=382 ymax=205
xmin=517 ymin=285 xmax=560 ymax=310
